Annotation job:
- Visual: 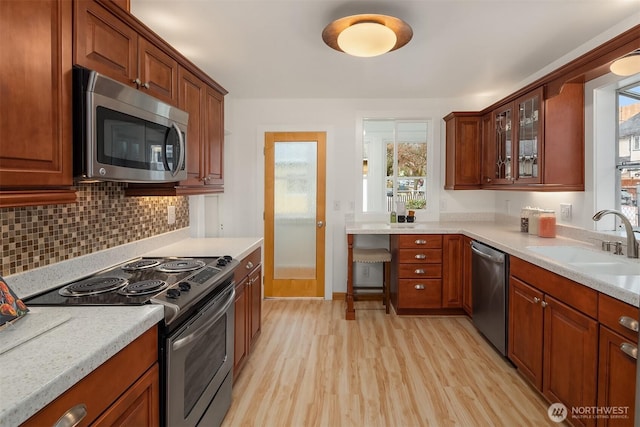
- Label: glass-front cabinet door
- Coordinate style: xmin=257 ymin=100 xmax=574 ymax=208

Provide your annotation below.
xmin=514 ymin=87 xmax=543 ymax=184
xmin=493 ymin=103 xmax=514 ymax=184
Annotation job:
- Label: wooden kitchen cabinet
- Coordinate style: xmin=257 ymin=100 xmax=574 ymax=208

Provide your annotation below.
xmin=444 ymin=113 xmax=482 ymax=189
xmin=597 ymin=293 xmax=638 ymax=426
xmin=442 ymin=234 xmax=463 ymax=308
xmin=446 ymin=82 xmax=584 ymax=191
xmin=462 ymin=236 xmax=473 ymax=316
xmin=390 ymin=234 xmax=465 ymax=314
xmin=233 ymin=247 xmax=262 ymax=379
xmin=509 ymin=257 xmax=598 ymax=427
xmin=0 ymin=0 xmax=76 ymax=208
xmin=74 ymin=0 xmax=178 ymax=105
xmin=24 ymin=327 xmax=159 ymax=427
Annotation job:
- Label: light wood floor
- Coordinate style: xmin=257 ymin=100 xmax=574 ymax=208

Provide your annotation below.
xmin=223 ymin=299 xmax=558 ymax=427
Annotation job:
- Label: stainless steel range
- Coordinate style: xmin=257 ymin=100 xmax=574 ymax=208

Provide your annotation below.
xmin=26 ymin=255 xmax=238 ymax=427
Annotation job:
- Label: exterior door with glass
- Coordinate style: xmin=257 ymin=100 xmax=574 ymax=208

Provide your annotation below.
xmin=264 ymin=132 xmax=326 ymax=297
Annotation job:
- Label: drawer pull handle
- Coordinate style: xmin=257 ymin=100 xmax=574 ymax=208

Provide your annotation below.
xmin=414 ymin=269 xmax=425 ymax=275
xmin=414 ymin=284 xmax=425 ymax=290
xmin=53 ymin=404 xmax=87 ymax=427
xmin=414 ymin=254 xmax=426 ymax=260
xmin=618 ymin=316 xmax=639 ymax=332
xmin=246 ymin=261 xmax=254 ymax=270
xmin=620 ymin=342 xmax=638 ymax=360
xmin=414 ymin=239 xmax=427 ymax=245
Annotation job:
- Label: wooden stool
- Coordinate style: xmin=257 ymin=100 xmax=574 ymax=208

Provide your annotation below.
xmin=349 ymin=247 xmax=391 ymax=315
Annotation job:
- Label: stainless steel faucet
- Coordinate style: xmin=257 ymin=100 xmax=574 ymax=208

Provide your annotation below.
xmin=592 ymin=209 xmax=639 ymax=258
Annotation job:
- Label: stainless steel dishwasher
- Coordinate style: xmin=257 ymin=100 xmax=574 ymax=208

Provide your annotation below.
xmin=471 ymin=240 xmax=509 ymax=356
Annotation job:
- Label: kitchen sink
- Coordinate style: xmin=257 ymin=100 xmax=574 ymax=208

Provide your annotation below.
xmin=526 ymin=245 xmax=640 ymax=276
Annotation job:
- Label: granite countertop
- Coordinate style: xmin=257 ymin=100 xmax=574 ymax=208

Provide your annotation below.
xmin=0 ymin=232 xmax=263 ymax=426
xmin=346 ymin=221 xmax=640 ymax=307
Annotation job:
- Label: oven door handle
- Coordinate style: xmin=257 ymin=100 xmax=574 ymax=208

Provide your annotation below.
xmin=172 ymin=288 xmax=235 ymax=352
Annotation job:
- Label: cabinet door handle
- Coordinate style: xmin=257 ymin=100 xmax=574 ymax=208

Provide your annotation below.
xmin=414 ymin=284 xmax=425 ymax=290
xmin=246 ymin=261 xmax=254 ymax=270
xmin=132 ymin=78 xmax=141 ymax=85
xmin=414 ymin=239 xmax=427 ymax=245
xmin=414 ymin=254 xmax=426 ymax=260
xmin=540 ymin=301 xmax=548 ymax=308
xmin=53 ymin=404 xmax=87 ymax=427
xmin=142 ymin=82 xmax=150 ymax=89
xmin=620 ymin=342 xmax=638 ymax=360
xmin=533 ymin=297 xmax=541 ymax=304
xmin=414 ymin=269 xmax=425 ymax=275
xmin=618 ymin=316 xmax=639 ymax=333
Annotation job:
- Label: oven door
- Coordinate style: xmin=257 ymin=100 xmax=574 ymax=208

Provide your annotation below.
xmin=165 ymin=284 xmax=235 ymax=427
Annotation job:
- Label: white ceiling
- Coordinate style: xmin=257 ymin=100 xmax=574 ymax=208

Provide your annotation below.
xmin=130 ymin=0 xmax=640 ymax=100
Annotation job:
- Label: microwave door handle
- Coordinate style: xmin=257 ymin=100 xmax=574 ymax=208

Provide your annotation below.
xmin=164 ymin=123 xmax=185 ymax=177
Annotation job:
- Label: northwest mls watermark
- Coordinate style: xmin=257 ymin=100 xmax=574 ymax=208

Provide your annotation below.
xmin=548 ymin=402 xmax=630 ymax=423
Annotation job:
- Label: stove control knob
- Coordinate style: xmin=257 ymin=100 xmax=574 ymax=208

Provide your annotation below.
xmin=217 ymin=258 xmax=228 ymax=266
xmin=178 ymin=282 xmax=191 ymax=291
xmin=167 ymin=288 xmax=181 ymax=299
xmin=224 ymin=255 xmax=233 ymax=262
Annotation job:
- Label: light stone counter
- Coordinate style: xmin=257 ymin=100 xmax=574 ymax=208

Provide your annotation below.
xmin=346 ymin=221 xmax=640 ymax=307
xmin=0 ymin=305 xmax=163 ymax=427
xmin=1 ymin=231 xmax=262 ymax=426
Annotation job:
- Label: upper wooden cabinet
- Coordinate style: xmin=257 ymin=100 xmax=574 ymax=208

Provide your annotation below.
xmin=446 ymin=83 xmax=584 ymax=191
xmin=74 ymin=0 xmax=178 ymax=105
xmin=73 ymin=0 xmax=228 ymax=197
xmin=444 ymin=113 xmax=482 ymax=189
xmin=0 ymin=0 xmax=76 ymax=208
xmin=485 ymin=87 xmax=545 ymax=186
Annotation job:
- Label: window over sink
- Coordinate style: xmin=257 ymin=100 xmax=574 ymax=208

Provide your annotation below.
xmin=617 ymin=82 xmax=640 ymax=227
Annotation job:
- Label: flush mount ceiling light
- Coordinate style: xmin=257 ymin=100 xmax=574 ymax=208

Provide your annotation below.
xmin=322 ymin=14 xmax=413 ymax=58
xmin=610 ymin=49 xmax=640 ymax=76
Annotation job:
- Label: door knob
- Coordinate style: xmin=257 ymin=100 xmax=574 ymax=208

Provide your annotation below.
xmin=317 ymin=221 xmax=324 ymax=228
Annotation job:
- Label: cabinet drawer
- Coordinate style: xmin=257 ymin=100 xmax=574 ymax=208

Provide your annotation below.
xmin=397 ymin=263 xmax=441 ymax=278
xmin=397 ymin=248 xmax=442 ymax=264
xmin=397 ymin=235 xmax=442 ymax=249
xmin=235 ymin=247 xmax=261 ymax=282
xmin=398 ymin=279 xmax=442 ymax=308
xmin=599 ymin=293 xmax=639 ymax=344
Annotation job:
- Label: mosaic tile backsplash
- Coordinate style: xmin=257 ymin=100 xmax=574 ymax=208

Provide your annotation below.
xmin=1 ymin=182 xmax=189 ymax=276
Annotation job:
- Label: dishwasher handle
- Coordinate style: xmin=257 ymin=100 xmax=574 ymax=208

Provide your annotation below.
xmin=471 ymin=243 xmax=505 ymax=264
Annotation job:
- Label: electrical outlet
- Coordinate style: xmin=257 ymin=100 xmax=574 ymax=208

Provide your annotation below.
xmin=560 ymin=203 xmax=572 ymax=221
xmin=167 ymin=205 xmax=176 ymax=225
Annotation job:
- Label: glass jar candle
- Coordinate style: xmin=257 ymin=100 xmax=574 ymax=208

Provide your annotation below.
xmin=538 ymin=210 xmax=556 ymax=238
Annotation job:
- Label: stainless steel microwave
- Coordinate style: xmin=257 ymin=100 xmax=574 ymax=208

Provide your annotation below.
xmin=73 ymin=66 xmax=188 ymax=183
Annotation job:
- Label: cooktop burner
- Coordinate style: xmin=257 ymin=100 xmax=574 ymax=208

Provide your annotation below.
xmin=118 ymin=279 xmax=168 ymax=296
xmin=122 ymin=259 xmax=161 ymax=271
xmin=26 ymin=255 xmax=240 ymax=327
xmin=156 ymin=259 xmax=206 ymax=273
xmin=59 ymin=277 xmax=128 ymax=297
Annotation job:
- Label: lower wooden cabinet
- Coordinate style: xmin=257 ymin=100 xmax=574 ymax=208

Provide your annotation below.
xmin=509 ymin=257 xmax=599 ymax=427
xmin=390 ymin=234 xmax=465 ymax=314
xmin=597 ymin=326 xmax=637 ymax=427
xmin=24 ymin=327 xmax=159 ymax=426
xmin=233 ymin=247 xmax=262 ymax=379
xmin=461 ymin=236 xmax=473 ymax=316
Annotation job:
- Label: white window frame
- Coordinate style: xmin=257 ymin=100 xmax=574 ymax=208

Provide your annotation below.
xmin=355 ymin=111 xmax=438 ymax=222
